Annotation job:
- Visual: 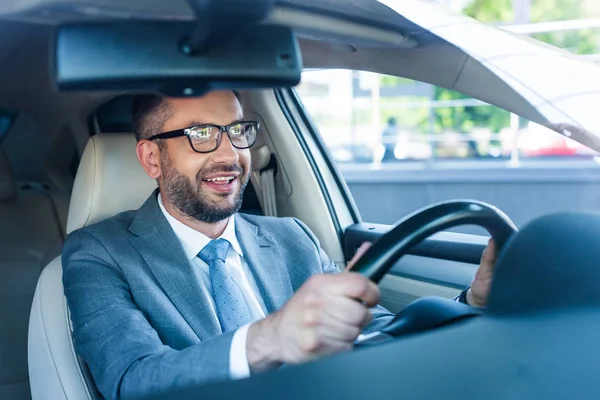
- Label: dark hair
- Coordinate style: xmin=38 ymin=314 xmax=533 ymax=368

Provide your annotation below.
xmin=131 ymin=94 xmax=172 ymax=142
xmin=131 ymin=90 xmax=243 ymax=142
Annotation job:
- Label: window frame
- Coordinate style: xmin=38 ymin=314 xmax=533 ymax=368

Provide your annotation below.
xmin=280 ymin=88 xmax=362 ymax=224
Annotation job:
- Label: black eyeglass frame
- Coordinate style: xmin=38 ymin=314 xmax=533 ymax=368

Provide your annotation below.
xmin=147 ymin=120 xmax=260 ymax=154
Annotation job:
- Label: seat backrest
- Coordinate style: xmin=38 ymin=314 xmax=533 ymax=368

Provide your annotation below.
xmin=28 ymin=133 xmax=157 ymax=400
xmin=0 ymin=148 xmax=69 ymax=400
xmin=66 ymin=133 xmax=158 ymax=234
xmin=28 ymin=257 xmax=92 ymax=400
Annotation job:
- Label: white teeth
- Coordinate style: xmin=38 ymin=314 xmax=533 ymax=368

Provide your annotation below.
xmin=205 ymin=176 xmax=234 ymax=182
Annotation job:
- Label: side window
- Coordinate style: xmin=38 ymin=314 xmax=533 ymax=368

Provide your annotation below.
xmin=295 ymin=70 xmax=599 ymax=232
xmin=89 ymin=95 xmax=134 ymax=134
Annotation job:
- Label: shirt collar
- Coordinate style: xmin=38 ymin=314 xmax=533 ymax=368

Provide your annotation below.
xmin=157 ymin=193 xmax=244 ymax=260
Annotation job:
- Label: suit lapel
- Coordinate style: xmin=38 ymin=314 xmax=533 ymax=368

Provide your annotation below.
xmin=236 ymin=215 xmax=294 ymax=314
xmin=129 ymin=191 xmax=221 ymax=341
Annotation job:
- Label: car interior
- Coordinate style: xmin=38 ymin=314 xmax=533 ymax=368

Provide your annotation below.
xmin=1 ymin=0 xmax=599 ymax=399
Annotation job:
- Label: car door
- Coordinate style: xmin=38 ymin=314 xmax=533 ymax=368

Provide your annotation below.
xmin=279 ymin=66 xmax=600 ymax=313
xmin=263 ymin=0 xmax=600 ymax=313
xmin=275 ymin=81 xmax=480 ymax=313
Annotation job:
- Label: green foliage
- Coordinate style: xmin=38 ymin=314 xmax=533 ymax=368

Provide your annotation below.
xmin=373 ymin=0 xmax=599 ymax=135
xmin=535 ymin=28 xmax=599 ymax=54
xmin=432 ymin=88 xmax=510 ymax=133
xmin=430 ymin=0 xmax=599 ymax=134
xmin=462 ymin=0 xmax=513 ymax=22
xmin=380 ymin=98 xmax=430 ymax=133
xmin=529 ymin=0 xmax=598 ymax=54
xmin=380 ymin=75 xmax=414 ymax=87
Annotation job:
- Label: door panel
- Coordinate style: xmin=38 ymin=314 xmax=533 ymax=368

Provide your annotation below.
xmin=379 ymin=275 xmax=461 ymax=313
xmin=344 ymin=223 xmax=487 ymax=313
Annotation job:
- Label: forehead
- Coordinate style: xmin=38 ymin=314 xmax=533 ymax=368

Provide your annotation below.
xmin=163 ymin=91 xmax=243 ymax=130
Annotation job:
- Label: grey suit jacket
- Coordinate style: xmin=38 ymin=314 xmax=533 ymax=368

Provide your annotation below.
xmin=63 ymin=191 xmax=394 ymax=400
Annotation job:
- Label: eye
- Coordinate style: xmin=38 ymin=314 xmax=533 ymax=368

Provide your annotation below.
xmin=187 ymin=126 xmax=212 ymax=139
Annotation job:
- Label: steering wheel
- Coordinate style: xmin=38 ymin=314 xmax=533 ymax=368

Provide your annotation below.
xmin=349 ymin=200 xmax=517 ymax=340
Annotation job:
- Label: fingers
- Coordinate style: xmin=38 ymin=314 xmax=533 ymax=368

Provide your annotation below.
xmin=319 ymin=293 xmax=373 ymax=328
xmin=301 ymin=295 xmax=371 ymax=352
xmin=313 ymin=311 xmax=363 ymax=342
xmin=298 ymin=331 xmax=354 ymax=360
xmin=345 ymin=242 xmax=372 ymax=271
xmin=273 ymin=273 xmax=379 ymax=365
xmin=481 ymin=238 xmax=497 ymax=266
xmin=308 ymin=273 xmax=380 ymax=307
xmin=488 ymin=238 xmax=497 ymax=258
xmin=470 ymin=239 xmax=498 ymax=307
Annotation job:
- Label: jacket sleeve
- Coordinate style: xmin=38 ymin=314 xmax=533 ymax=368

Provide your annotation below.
xmin=62 ymin=229 xmax=235 ymax=400
xmin=291 ymin=218 xmax=394 ymax=333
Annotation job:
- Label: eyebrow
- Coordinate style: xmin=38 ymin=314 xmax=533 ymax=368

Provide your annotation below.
xmin=184 ymin=119 xmax=245 ymax=127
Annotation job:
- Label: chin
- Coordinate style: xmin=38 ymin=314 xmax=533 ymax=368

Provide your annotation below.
xmin=207 ymin=195 xmax=241 ymax=213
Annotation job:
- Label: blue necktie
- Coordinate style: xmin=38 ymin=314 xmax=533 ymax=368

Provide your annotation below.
xmin=198 ymin=239 xmax=253 ymax=333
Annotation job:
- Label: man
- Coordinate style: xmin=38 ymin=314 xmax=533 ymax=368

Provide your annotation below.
xmin=381 ymin=117 xmax=399 ymax=162
xmin=63 ymin=90 xmax=496 ymax=400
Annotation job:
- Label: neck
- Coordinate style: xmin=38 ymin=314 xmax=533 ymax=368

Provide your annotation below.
xmin=161 ymin=197 xmax=229 ymax=239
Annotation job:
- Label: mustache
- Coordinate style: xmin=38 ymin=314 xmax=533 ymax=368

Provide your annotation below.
xmin=196 ymin=163 xmax=245 ymax=179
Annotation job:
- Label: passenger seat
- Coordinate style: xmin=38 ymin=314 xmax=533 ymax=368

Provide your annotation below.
xmin=0 ymin=148 xmax=68 ymax=399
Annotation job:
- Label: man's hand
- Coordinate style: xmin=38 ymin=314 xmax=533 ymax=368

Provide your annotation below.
xmin=246 ymin=269 xmax=379 ymax=373
xmin=467 ymin=238 xmax=497 ymax=307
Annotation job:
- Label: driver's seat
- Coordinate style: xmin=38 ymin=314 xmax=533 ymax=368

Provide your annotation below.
xmin=28 ymin=133 xmax=158 ymax=400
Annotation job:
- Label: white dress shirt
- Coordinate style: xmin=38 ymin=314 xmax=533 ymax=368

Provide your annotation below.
xmin=158 ymin=194 xmax=266 ymax=379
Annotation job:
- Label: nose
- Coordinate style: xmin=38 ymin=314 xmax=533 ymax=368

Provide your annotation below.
xmin=211 ymin=132 xmax=240 ymax=164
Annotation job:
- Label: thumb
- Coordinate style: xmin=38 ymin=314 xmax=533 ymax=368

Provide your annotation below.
xmin=346 ymin=242 xmax=372 ymax=271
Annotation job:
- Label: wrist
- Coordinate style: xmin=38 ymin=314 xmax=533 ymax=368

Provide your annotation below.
xmin=466 ymin=288 xmax=484 ymax=308
xmin=246 ymin=315 xmax=283 ymax=374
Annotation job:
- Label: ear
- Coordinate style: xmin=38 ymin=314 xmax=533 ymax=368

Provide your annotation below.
xmin=136 ymin=140 xmax=162 ymax=179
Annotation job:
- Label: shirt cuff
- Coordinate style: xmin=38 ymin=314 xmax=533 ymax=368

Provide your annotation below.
xmin=229 ymin=323 xmax=252 ymax=379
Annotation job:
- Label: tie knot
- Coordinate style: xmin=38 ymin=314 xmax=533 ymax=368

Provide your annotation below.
xmin=199 ymin=239 xmax=230 ymax=264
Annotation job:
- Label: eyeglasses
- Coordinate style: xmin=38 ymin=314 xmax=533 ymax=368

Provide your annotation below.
xmin=147 ymin=121 xmax=259 ymax=154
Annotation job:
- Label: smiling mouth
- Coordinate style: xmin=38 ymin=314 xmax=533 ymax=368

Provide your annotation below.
xmin=200 ymin=175 xmax=240 ymax=193
xmin=201 ymin=176 xmax=236 ymax=184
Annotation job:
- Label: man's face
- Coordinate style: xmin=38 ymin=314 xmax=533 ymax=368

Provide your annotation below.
xmin=158 ymin=91 xmax=251 ymax=223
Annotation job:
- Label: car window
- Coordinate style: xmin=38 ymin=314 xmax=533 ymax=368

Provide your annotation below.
xmin=295 ymin=70 xmax=600 ymax=233
xmin=90 ymin=95 xmax=134 ymax=134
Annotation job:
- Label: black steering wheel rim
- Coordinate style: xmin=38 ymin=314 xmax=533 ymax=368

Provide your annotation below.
xmin=349 ymin=200 xmax=518 ymax=283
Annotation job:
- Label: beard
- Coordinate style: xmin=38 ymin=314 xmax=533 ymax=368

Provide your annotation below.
xmin=160 ymin=152 xmax=250 ymax=223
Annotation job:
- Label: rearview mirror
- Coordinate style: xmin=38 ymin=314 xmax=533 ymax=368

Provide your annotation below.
xmin=54 ymin=22 xmax=302 ymax=96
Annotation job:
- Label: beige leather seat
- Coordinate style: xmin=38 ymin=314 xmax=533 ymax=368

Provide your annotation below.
xmin=0 ymin=149 xmax=69 ymax=399
xmin=28 ymin=133 xmax=157 ymax=400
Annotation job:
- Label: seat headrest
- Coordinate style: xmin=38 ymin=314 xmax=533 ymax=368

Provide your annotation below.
xmin=0 ymin=148 xmax=16 ymax=202
xmin=66 ymin=133 xmax=157 ymax=234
